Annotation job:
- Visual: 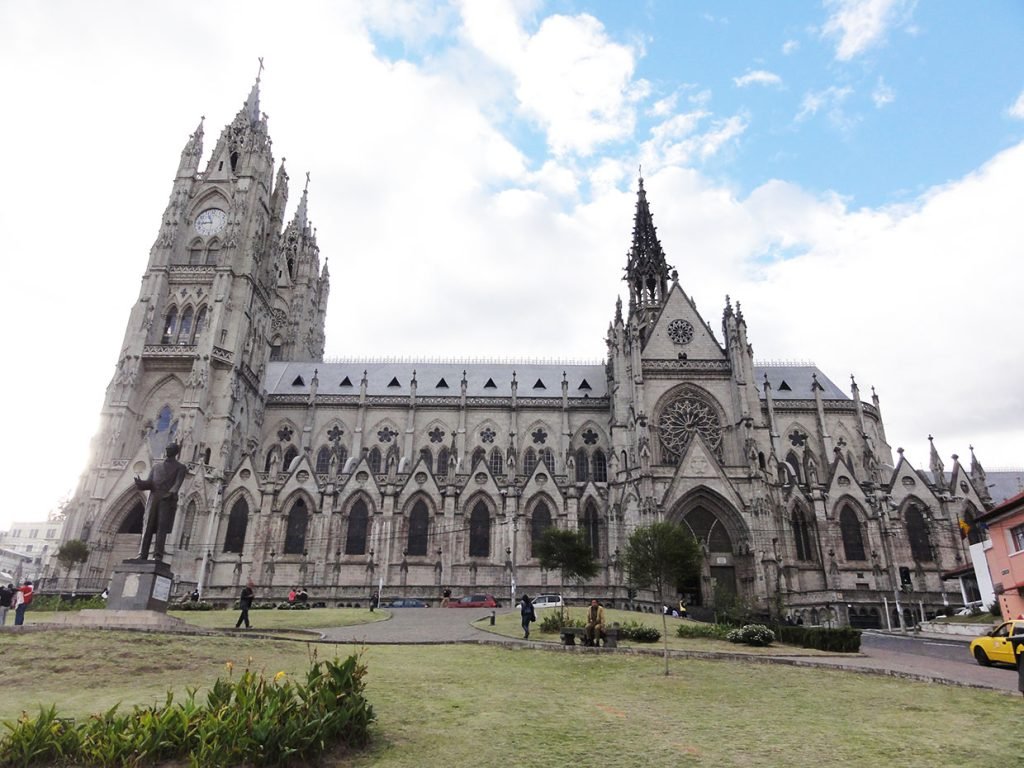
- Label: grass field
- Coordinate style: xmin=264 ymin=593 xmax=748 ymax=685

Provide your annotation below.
xmin=0 ymin=624 xmax=1018 ymax=768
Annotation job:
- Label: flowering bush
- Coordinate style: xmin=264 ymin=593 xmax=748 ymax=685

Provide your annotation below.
xmin=726 ymin=624 xmax=776 ymax=646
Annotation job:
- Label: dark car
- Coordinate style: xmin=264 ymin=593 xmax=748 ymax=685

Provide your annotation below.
xmin=447 ymin=593 xmax=497 ymax=608
xmin=383 ymin=598 xmax=428 ymax=608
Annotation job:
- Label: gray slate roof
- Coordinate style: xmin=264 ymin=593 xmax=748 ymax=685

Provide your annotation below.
xmin=265 ymin=362 xmax=607 ymax=398
xmin=754 ymin=365 xmax=848 ymax=400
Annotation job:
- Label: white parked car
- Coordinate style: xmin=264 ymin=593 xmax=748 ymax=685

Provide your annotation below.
xmin=522 ymin=594 xmax=563 ymax=610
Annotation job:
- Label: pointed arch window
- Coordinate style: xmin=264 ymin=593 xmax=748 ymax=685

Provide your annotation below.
xmin=905 ymin=504 xmax=933 ymax=562
xmin=283 ymin=498 xmax=309 ymax=555
xmin=385 ymin=444 xmax=400 ymax=472
xmin=530 ymin=501 xmax=552 ymax=558
xmin=791 ymin=507 xmax=814 ymax=561
xmin=539 ymin=447 xmax=556 ymax=474
xmin=436 ymin=447 xmax=450 ymax=477
xmin=118 ymin=501 xmax=145 ymax=534
xmin=582 ymin=500 xmax=600 ymax=558
xmin=161 ymin=306 xmax=178 ymax=344
xmin=223 ymin=498 xmax=249 ymax=553
xmin=344 ymin=499 xmax=369 ymax=555
xmin=282 ymin=445 xmax=299 ymax=471
xmin=469 ymin=501 xmax=491 ymax=558
xmin=189 ymin=241 xmax=204 ymax=265
xmin=194 ymin=306 xmax=208 ymax=340
xmin=684 ymin=506 xmax=733 ymax=552
xmin=523 ymin=448 xmax=537 ymax=476
xmin=419 ymin=448 xmax=433 ymax=474
xmin=407 ymin=500 xmax=429 ymax=556
xmin=471 ymin=447 xmax=486 ymax=469
xmin=264 ymin=446 xmax=280 ymax=473
xmin=178 ymin=307 xmax=194 ymax=344
xmin=785 ymin=452 xmax=802 ymax=484
xmin=488 ymin=447 xmax=504 ymax=477
xmin=592 ymin=450 xmax=607 ymax=483
xmin=206 ymin=241 xmax=221 ymax=266
xmin=367 ymin=447 xmax=382 ymax=474
xmin=334 ymin=446 xmax=348 ymax=475
xmin=179 ymin=500 xmax=197 ymax=549
xmin=575 ymin=448 xmax=589 ymax=482
xmin=839 ymin=505 xmax=866 ymax=561
xmin=315 ymin=446 xmax=331 ymax=474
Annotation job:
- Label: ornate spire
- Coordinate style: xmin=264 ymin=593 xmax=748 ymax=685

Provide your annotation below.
xmin=969 ymin=445 xmax=992 ymax=503
xmin=624 ymin=172 xmax=673 ymax=312
xmin=928 ymin=435 xmax=947 ymax=490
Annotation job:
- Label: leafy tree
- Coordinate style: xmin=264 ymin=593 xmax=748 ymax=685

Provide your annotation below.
xmin=623 ymin=521 xmax=701 ymax=675
xmin=56 ymin=539 xmax=90 ymax=573
xmin=534 ymin=527 xmax=598 ymax=622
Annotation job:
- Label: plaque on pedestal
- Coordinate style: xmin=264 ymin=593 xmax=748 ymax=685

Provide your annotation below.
xmin=107 ymin=559 xmax=175 ymax=613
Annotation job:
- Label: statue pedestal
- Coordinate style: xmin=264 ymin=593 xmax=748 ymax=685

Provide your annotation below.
xmin=107 ymin=559 xmax=174 ymax=613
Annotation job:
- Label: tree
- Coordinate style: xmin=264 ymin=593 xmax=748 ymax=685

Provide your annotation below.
xmin=56 ymin=539 xmax=90 ymax=574
xmin=623 ymin=521 xmax=701 ymax=675
xmin=534 ymin=527 xmax=598 ymax=623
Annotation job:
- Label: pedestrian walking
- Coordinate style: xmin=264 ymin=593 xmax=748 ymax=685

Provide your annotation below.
xmin=236 ymin=580 xmax=255 ymax=629
xmin=520 ymin=594 xmax=536 ymax=639
xmin=0 ymin=583 xmax=13 ymax=625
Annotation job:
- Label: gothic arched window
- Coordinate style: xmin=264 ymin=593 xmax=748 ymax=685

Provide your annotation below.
xmin=791 ymin=507 xmax=814 ymax=561
xmin=785 ymin=452 xmax=802 ymax=484
xmin=264 ymin=446 xmax=280 ymax=473
xmin=523 ymin=448 xmax=537 ymax=476
xmin=178 ymin=307 xmax=194 ymax=344
xmin=344 ymin=499 xmax=368 ymax=555
xmin=469 ymin=501 xmax=490 ymax=558
xmin=575 ymin=448 xmax=589 ymax=482
xmin=193 ymin=305 xmax=208 ymax=340
xmin=684 ymin=506 xmax=733 ymax=553
xmin=223 ymin=498 xmax=249 ymax=553
xmin=488 ymin=447 xmax=504 ymax=477
xmin=206 ymin=241 xmax=221 ymax=266
xmin=905 ymin=504 xmax=933 ymax=562
xmin=367 ymin=447 xmax=382 ymax=474
xmin=282 ymin=445 xmax=299 ymax=471
xmin=582 ymin=500 xmax=600 ymax=558
xmin=840 ymin=505 xmax=866 ymax=561
xmin=315 ymin=446 xmax=331 ymax=474
xmin=334 ymin=446 xmax=347 ymax=474
xmin=179 ymin=499 xmax=197 ymax=549
xmin=419 ymin=448 xmax=433 ymax=474
xmin=471 ymin=447 xmax=486 ymax=469
xmin=530 ymin=501 xmax=552 ymax=558
xmin=539 ymin=447 xmax=555 ymax=474
xmin=407 ymin=500 xmax=429 ymax=556
xmin=436 ymin=447 xmax=450 ymax=477
xmin=283 ymin=498 xmax=309 ymax=554
xmin=189 ymin=240 xmax=204 ymax=265
xmin=592 ymin=450 xmax=607 ymax=483
xmin=118 ymin=501 xmax=145 ymax=534
xmin=161 ymin=306 xmax=178 ymax=344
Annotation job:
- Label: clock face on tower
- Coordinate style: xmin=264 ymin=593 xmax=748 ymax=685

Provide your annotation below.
xmin=194 ymin=208 xmax=227 ymax=236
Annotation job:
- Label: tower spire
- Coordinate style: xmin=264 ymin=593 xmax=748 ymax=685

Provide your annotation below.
xmin=624 ymin=172 xmax=673 ymax=316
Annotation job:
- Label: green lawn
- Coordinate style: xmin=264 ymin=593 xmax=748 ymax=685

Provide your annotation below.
xmin=0 ymin=629 xmax=1017 ymax=768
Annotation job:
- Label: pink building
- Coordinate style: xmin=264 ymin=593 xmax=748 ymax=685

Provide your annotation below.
xmin=978 ymin=490 xmax=1024 ymax=620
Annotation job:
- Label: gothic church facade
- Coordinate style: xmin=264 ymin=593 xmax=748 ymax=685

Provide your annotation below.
xmin=60 ymin=81 xmax=995 ymax=627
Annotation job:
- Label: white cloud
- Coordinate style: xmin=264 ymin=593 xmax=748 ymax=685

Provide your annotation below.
xmin=782 ymin=39 xmax=800 ymax=55
xmin=822 ymin=0 xmax=916 ymax=61
xmin=1008 ymin=89 xmax=1024 ymax=120
xmin=648 ymin=93 xmax=678 ymax=117
xmin=872 ymin=76 xmax=895 ymax=107
xmin=796 ymin=85 xmax=853 ymax=122
xmin=458 ymin=1 xmax=643 ymax=156
xmin=733 ymin=70 xmax=783 ymax=88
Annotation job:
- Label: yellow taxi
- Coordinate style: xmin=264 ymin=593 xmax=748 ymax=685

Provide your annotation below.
xmin=969 ymin=619 xmax=1024 ymax=667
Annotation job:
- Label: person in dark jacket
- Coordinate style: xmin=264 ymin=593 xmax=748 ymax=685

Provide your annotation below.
xmin=520 ymin=594 xmax=536 ymax=639
xmin=236 ymin=580 xmax=255 ymax=629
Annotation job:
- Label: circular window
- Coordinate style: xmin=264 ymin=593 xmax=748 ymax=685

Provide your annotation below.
xmin=667 ymin=319 xmax=695 ymax=345
xmin=658 ymin=396 xmax=722 ymax=463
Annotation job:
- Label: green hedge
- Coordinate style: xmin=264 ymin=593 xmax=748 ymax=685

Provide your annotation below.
xmin=775 ymin=625 xmax=861 ymax=652
xmin=0 ymin=655 xmax=374 ymax=767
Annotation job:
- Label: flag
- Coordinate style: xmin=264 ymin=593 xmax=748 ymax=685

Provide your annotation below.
xmin=958 ymin=518 xmax=971 ymax=540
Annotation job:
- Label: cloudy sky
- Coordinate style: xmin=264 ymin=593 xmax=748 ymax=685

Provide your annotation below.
xmin=1 ymin=0 xmax=1022 ymax=531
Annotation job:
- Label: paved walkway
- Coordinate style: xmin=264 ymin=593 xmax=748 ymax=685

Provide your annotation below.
xmin=313 ymin=608 xmax=1022 ymax=695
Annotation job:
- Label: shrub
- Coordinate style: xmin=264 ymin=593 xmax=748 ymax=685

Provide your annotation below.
xmin=25 ymin=595 xmax=107 ymax=612
xmin=0 ymin=655 xmax=375 ymax=767
xmin=617 ymin=621 xmax=660 ymax=643
xmin=676 ymin=621 xmax=732 ymax=640
xmin=775 ymin=625 xmax=861 ymax=653
xmin=539 ymin=612 xmax=581 ymax=634
xmin=726 ymin=624 xmax=775 ymax=646
xmin=175 ymin=600 xmax=215 ymax=611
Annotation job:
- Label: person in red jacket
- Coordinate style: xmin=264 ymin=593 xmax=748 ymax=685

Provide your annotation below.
xmin=14 ymin=579 xmax=33 ymax=626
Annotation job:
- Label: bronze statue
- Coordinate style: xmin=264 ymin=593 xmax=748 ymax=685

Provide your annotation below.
xmin=133 ymin=443 xmax=188 ymax=561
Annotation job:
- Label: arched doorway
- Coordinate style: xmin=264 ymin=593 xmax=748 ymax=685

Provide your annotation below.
xmin=671 ymin=489 xmax=748 ymax=609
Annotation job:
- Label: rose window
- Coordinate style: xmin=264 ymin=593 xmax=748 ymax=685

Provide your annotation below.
xmin=657 ymin=397 xmax=723 ymax=463
xmin=667 ymin=319 xmax=695 ymax=345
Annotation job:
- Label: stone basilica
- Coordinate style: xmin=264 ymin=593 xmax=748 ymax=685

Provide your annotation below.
xmin=59 ymin=79 xmax=997 ymax=627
